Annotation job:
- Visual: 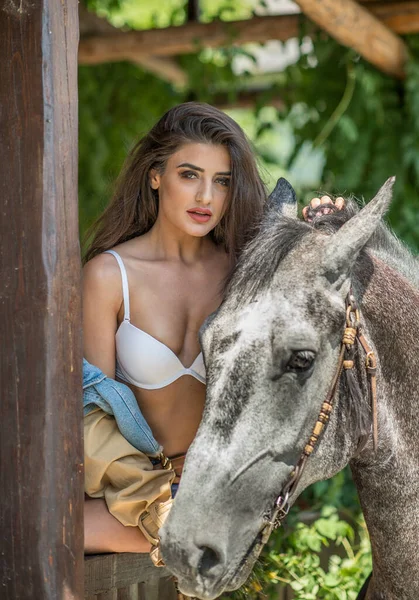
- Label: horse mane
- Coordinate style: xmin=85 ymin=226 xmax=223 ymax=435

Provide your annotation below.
xmin=226 ymin=199 xmax=361 ymax=304
xmin=226 ymin=194 xmax=419 ymax=305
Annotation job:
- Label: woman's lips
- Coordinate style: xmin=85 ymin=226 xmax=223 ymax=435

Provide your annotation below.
xmin=187 ymin=209 xmax=212 ymax=223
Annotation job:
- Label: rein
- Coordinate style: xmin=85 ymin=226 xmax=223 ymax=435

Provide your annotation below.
xmin=261 ymin=293 xmax=378 ymax=545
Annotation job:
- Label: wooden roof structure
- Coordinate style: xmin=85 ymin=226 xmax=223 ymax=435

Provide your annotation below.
xmin=78 ymin=0 xmax=418 ymax=82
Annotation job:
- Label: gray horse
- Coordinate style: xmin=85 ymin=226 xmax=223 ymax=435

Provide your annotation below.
xmin=161 ymin=177 xmax=419 ymax=600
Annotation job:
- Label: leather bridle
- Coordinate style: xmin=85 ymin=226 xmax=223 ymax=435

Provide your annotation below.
xmin=261 ymin=292 xmax=378 ymax=545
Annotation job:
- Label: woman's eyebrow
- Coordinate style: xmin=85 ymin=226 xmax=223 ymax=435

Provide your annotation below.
xmin=177 ymin=162 xmax=204 ymax=171
xmin=176 ymin=162 xmax=231 ymax=176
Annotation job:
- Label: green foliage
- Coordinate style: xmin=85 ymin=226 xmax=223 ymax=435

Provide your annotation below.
xmin=265 ymin=33 xmax=419 ymax=251
xmin=84 ymin=0 xmax=123 ymax=13
xmin=221 ymin=506 xmax=372 ymax=600
xmin=84 ymin=0 xmax=255 ymax=29
xmin=264 ymin=508 xmax=372 ymax=600
xmin=217 ymin=468 xmax=368 ymax=600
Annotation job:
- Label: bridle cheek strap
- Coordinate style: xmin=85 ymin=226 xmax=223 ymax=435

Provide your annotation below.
xmin=358 ymin=331 xmax=378 ymax=450
xmin=261 ymin=293 xmax=378 ymax=545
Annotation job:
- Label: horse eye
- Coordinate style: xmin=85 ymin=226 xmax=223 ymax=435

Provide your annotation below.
xmin=286 ymin=350 xmax=316 ymax=373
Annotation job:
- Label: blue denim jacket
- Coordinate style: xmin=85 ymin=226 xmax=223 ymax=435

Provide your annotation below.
xmin=83 ymin=359 xmax=162 ymax=456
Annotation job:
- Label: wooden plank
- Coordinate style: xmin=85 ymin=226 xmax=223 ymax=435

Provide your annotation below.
xmin=139 ymin=579 xmax=160 ymax=600
xmin=97 ymin=591 xmax=118 ymax=600
xmin=117 ymin=583 xmax=139 ymax=600
xmin=0 ymin=1 xmax=83 ymax=599
xmin=157 ymin=577 xmax=178 ymax=600
xmin=84 ymin=554 xmax=172 ymax=594
xmin=294 ymin=0 xmax=408 ymax=78
xmin=139 ymin=577 xmax=177 ymax=600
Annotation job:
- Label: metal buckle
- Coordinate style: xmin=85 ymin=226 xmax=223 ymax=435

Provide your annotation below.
xmin=273 ymin=492 xmax=290 ymax=526
xmin=275 ymin=491 xmax=289 ymax=510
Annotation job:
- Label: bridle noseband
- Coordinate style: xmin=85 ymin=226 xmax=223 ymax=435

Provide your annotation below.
xmin=261 ymin=293 xmax=378 ymax=545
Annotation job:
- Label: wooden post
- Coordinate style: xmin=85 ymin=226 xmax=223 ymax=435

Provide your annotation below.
xmin=294 ymin=0 xmax=408 ymax=78
xmin=0 ymin=1 xmax=83 ymax=599
xmin=187 ymin=0 xmax=200 ymax=22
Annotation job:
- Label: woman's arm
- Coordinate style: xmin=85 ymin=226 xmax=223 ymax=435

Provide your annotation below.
xmin=83 ymin=253 xmax=122 ymax=377
xmin=83 ymin=253 xmax=152 ymax=554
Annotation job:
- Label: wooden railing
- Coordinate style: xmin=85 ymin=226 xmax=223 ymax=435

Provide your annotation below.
xmin=84 ymin=553 xmax=296 ymax=599
xmin=85 ymin=554 xmax=178 ymax=599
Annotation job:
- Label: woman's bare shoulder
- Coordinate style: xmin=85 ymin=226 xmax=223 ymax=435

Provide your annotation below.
xmin=83 ymin=252 xmax=122 ymax=306
xmin=112 ymin=235 xmax=153 ymax=263
xmin=84 ymin=252 xmax=121 ymax=280
xmin=83 ymin=253 xmax=123 ymax=373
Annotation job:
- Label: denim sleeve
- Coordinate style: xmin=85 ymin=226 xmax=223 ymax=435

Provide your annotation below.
xmin=83 ymin=359 xmax=162 ymax=456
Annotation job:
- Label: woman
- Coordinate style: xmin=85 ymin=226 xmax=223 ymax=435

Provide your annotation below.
xmin=83 ymin=102 xmax=266 ymax=553
xmin=83 ymin=102 xmax=342 ymax=554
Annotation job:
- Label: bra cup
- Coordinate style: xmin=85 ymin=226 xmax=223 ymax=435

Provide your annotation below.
xmin=190 ymin=352 xmax=206 ymax=380
xmin=116 ymin=322 xmax=182 ymax=386
xmin=116 ymin=321 xmax=206 ymax=389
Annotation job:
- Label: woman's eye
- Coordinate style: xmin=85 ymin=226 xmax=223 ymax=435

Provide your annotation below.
xmin=286 ymin=350 xmax=316 ymax=373
xmin=180 ymin=171 xmax=198 ymax=179
xmin=216 ymin=177 xmax=230 ymax=187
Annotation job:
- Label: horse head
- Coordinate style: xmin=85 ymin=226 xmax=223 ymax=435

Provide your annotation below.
xmin=160 ymin=177 xmax=395 ymax=600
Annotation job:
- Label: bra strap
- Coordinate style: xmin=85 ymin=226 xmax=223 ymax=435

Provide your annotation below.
xmin=104 ymin=250 xmax=130 ymax=321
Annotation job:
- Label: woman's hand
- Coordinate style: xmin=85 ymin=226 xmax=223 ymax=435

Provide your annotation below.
xmin=303 ymin=195 xmax=345 ymax=222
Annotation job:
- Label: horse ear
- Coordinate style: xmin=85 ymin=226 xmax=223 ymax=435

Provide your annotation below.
xmin=267 ymin=177 xmax=298 ymax=219
xmin=322 ymin=177 xmax=395 ymax=288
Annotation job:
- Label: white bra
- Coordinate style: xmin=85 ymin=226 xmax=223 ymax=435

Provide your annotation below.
xmin=105 ymin=250 xmax=206 ymax=390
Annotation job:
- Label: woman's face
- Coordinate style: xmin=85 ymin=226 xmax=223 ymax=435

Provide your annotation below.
xmin=150 ymin=142 xmax=231 ymax=238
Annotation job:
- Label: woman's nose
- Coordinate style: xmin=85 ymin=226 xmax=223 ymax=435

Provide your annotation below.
xmin=197 ymin=179 xmax=213 ymax=204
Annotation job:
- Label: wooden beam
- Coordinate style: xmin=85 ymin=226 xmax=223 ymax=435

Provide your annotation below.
xmin=78 ymin=14 xmax=302 ymax=64
xmin=78 ymin=3 xmax=419 ymax=76
xmin=0 ymin=1 xmax=83 ymax=598
xmin=294 ymin=0 xmax=408 ymax=78
xmin=368 ymin=1 xmax=419 ymax=35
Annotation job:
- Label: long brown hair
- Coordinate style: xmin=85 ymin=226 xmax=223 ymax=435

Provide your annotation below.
xmin=83 ymin=102 xmax=267 ymax=263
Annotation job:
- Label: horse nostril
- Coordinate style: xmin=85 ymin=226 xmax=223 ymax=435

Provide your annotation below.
xmin=198 ymin=545 xmax=222 ymax=577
